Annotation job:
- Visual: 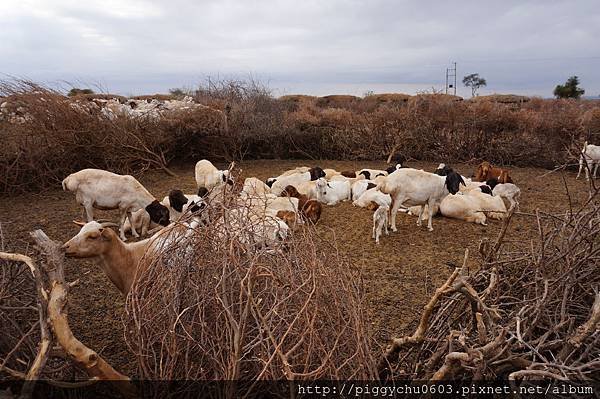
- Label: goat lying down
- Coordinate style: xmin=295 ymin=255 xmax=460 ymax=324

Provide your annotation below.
xmin=378 ymin=168 xmax=465 ymax=232
xmin=404 ymin=187 xmax=507 ymax=225
xmin=269 ymin=167 xmax=326 ymax=195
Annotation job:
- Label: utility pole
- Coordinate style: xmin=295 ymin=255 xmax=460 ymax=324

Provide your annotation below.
xmin=445 ymin=62 xmax=457 ymax=95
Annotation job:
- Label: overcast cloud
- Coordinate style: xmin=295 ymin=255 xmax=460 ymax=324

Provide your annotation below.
xmin=1 ymin=0 xmax=599 ymax=97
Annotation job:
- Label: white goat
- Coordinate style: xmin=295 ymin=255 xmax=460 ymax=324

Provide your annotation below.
xmin=351 ymin=180 xmax=377 ymax=201
xmin=439 ymin=194 xmax=487 ymax=225
xmin=323 ymin=168 xmax=341 ymax=179
xmin=378 ymin=168 xmax=465 ymax=232
xmin=269 ymin=167 xmax=325 ymax=196
xmin=372 ymin=205 xmax=389 ymax=244
xmin=195 ymin=159 xmax=232 ymax=190
xmin=577 ymin=142 xmax=600 ymax=180
xmin=315 ymin=178 xmax=351 ymax=205
xmin=161 ymin=190 xmax=204 ymax=221
xmin=296 ymin=180 xmax=318 ymax=199
xmin=241 ymin=177 xmax=273 ymax=199
xmin=62 ymin=169 xmax=170 ymax=241
xmin=356 ymin=169 xmax=388 ymax=180
xmin=465 ymin=190 xmax=507 ymax=220
xmin=353 ymin=187 xmax=392 ymax=209
xmin=485 ymin=178 xmax=521 ymax=210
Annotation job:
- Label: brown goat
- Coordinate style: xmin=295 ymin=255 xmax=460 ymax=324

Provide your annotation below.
xmin=473 ymin=161 xmax=513 ymax=183
xmin=276 ymin=210 xmax=300 ymax=229
xmin=280 ymin=185 xmax=322 ymax=224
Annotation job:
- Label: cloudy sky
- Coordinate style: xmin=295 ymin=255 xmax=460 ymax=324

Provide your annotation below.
xmin=1 ymin=0 xmax=599 ymax=97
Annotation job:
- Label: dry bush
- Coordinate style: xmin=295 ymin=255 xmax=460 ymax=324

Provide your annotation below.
xmin=3 ymin=77 xmax=600 ymax=195
xmin=0 ymin=250 xmax=40 ymax=381
xmin=0 ymin=80 xmax=226 ymax=194
xmin=315 ymin=95 xmax=361 ymax=110
xmin=124 ymin=193 xmax=375 ymax=395
xmin=380 ymin=187 xmax=600 ymax=382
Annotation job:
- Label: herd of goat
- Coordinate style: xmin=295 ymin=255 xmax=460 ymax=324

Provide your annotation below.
xmin=59 ymin=141 xmax=600 ymax=295
xmin=58 ymin=158 xmax=517 ymax=294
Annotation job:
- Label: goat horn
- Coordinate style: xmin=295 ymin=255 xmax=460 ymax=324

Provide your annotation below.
xmin=100 ymin=222 xmax=119 ymax=228
xmin=72 ymin=220 xmax=86 ymax=227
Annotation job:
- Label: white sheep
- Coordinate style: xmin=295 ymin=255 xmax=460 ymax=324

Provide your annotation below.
xmin=378 ymin=168 xmax=465 ymax=232
xmin=62 ymin=169 xmax=170 ymax=241
xmin=195 ymin=159 xmax=233 ymax=190
xmin=372 ymin=205 xmax=389 ymax=244
xmin=577 ymin=141 xmax=600 ymax=180
xmin=315 ymin=178 xmax=351 ymax=205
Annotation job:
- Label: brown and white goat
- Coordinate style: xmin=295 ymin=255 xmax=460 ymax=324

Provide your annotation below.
xmin=280 ymin=185 xmax=322 ymax=224
xmin=473 ymin=161 xmax=513 ymax=183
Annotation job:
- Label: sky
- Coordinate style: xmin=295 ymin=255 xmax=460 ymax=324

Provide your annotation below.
xmin=1 ymin=0 xmax=599 ymax=98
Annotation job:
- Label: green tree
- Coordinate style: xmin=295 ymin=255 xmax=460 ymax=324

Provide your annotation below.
xmin=68 ymin=88 xmax=94 ymax=96
xmin=462 ymin=73 xmax=487 ymax=97
xmin=553 ymin=76 xmax=585 ymax=99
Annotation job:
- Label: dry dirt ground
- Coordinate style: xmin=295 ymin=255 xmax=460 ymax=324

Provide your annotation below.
xmin=0 ymin=160 xmax=592 ymax=376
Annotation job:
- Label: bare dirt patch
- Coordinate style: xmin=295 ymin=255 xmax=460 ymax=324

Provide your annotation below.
xmin=0 ymin=160 xmax=590 ymax=375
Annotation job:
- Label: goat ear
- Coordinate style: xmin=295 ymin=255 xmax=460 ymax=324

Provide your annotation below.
xmin=72 ymin=220 xmax=86 ymax=227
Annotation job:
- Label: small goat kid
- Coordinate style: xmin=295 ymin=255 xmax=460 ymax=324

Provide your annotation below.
xmin=372 ymin=205 xmax=389 ymax=244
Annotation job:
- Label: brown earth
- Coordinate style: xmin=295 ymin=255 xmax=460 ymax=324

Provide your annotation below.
xmin=0 ymin=160 xmax=591 ymax=376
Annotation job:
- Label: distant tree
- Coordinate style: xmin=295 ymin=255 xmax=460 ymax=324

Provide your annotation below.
xmin=462 ymin=73 xmax=487 ymax=97
xmin=553 ymin=76 xmax=585 ymax=99
xmin=68 ymin=88 xmax=94 ymax=96
xmin=169 ymin=88 xmax=187 ymax=97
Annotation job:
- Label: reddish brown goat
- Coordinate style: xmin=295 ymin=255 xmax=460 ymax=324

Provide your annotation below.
xmin=473 ymin=161 xmax=513 ymax=183
xmin=280 ymin=185 xmax=322 ymax=224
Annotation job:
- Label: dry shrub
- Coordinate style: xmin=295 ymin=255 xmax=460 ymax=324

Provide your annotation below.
xmin=471 ymin=94 xmax=530 ymax=105
xmin=3 ymin=77 xmax=600 ymax=195
xmin=0 ymin=80 xmax=226 ymax=194
xmin=0 ymin=252 xmax=40 ymax=379
xmin=124 ymin=195 xmax=375 ymax=394
xmin=381 ymin=188 xmax=600 ymax=382
xmin=69 ymin=93 xmax=127 ymax=102
xmin=316 ymin=95 xmax=361 ymax=109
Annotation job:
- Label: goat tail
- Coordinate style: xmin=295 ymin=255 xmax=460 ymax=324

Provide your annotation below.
xmin=583 ymin=141 xmax=588 ymax=154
